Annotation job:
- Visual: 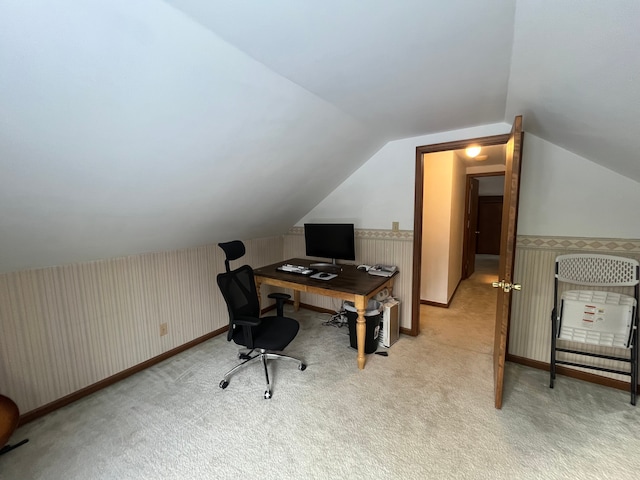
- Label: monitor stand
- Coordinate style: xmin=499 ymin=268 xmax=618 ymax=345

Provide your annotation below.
xmin=310 ymin=259 xmax=340 ymax=269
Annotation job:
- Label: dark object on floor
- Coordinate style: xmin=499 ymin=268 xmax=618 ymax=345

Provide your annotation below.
xmin=375 ymin=351 xmax=388 ymax=356
xmin=0 ymin=394 xmax=28 ymax=455
xmin=344 ymin=300 xmax=383 ymax=354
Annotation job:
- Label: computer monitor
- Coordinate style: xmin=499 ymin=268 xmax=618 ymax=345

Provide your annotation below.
xmin=304 ymin=223 xmax=356 ymax=267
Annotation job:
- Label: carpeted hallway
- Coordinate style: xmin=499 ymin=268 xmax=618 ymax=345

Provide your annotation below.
xmin=420 ymin=254 xmax=499 ymax=359
xmin=2 ymin=256 xmax=640 ymax=479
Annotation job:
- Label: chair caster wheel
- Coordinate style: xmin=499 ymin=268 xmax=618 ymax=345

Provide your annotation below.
xmin=264 ymin=390 xmax=272 ymax=399
xmin=219 ymin=380 xmax=229 ymax=389
xmin=299 ymin=363 xmax=307 ymax=371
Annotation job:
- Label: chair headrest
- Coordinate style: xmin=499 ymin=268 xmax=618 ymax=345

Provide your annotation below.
xmin=218 ymin=241 xmax=246 ymax=272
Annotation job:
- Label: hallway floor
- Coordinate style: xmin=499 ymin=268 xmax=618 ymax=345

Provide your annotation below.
xmin=420 ymin=254 xmax=499 ymax=356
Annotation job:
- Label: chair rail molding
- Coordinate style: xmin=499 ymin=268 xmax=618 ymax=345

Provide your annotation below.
xmin=517 ymin=235 xmax=640 ymax=253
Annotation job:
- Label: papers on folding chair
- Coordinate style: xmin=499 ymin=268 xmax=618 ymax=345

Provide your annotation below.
xmin=558 ymin=290 xmax=636 ymax=348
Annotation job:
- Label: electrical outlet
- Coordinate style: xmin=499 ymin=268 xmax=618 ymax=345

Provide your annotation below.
xmin=392 ymin=221 xmax=399 ymax=232
xmin=160 ymin=323 xmax=168 ymax=336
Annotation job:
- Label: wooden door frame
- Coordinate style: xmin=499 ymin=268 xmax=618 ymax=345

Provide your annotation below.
xmin=462 ymin=177 xmax=480 ymax=280
xmin=410 ymin=134 xmax=510 ymax=335
xmin=461 ymin=172 xmax=506 ymax=279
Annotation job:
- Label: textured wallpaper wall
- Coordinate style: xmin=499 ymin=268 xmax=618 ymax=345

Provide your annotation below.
xmin=0 ymin=236 xmax=284 ymax=414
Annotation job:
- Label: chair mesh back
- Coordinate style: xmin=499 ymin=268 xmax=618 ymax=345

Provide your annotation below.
xmin=217 ymin=265 xmax=260 ymax=322
xmin=556 ymin=254 xmax=639 ymax=286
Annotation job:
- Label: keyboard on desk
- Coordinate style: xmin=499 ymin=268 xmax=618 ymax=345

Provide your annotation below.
xmin=278 ymin=264 xmax=314 ymax=275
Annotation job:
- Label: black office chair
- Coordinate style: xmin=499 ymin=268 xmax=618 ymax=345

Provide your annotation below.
xmin=217 ymin=241 xmax=306 ymax=399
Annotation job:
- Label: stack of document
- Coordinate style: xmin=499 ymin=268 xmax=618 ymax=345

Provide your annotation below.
xmin=367 ymin=265 xmax=397 ymax=277
xmin=278 ymin=264 xmax=313 ymax=275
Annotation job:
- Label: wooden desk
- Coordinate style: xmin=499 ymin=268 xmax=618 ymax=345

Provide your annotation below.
xmin=253 ymin=258 xmax=398 ymax=370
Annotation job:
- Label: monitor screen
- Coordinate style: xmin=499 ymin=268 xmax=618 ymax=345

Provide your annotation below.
xmin=304 ymin=223 xmax=356 ymax=264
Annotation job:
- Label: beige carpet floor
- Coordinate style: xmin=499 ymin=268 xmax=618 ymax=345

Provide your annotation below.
xmin=2 ymin=256 xmax=640 ymax=479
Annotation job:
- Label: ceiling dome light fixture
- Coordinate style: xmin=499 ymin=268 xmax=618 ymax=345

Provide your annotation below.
xmin=465 ymin=145 xmax=481 ymax=158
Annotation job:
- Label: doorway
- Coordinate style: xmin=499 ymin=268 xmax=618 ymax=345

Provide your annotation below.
xmin=410 ymin=131 xmax=512 ymax=333
xmin=419 ymin=150 xmax=505 ymax=363
xmin=462 ymin=173 xmax=505 ymax=280
xmin=410 ymin=116 xmax=524 ymax=408
xmin=414 ymin=141 xmax=509 ymax=317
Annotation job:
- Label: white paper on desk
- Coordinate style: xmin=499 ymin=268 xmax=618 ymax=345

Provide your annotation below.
xmin=368 ymin=265 xmax=397 ymax=277
xmin=310 ymin=272 xmax=337 ymax=280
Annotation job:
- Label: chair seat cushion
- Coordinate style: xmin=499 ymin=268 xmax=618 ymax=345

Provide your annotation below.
xmin=232 ymin=316 xmax=300 ymax=351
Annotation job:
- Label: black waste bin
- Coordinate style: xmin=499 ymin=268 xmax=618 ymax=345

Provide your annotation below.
xmin=344 ymin=300 xmax=382 ymax=354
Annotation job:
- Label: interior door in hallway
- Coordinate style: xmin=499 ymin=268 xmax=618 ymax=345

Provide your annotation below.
xmin=493 ymin=115 xmax=523 ymax=409
xmin=476 ymin=196 xmax=503 ymax=255
xmin=462 ymin=177 xmax=479 ymax=279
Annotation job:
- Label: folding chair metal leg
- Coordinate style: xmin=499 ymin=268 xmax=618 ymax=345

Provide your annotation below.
xmin=550 ymin=310 xmax=557 ymax=389
xmin=631 ymin=327 xmax=638 ymax=406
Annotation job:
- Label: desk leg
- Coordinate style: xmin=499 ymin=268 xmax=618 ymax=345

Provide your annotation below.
xmin=255 ymin=280 xmax=262 ymax=311
xmin=355 ymin=295 xmax=367 ymax=369
xmin=293 ymin=291 xmax=301 ymax=311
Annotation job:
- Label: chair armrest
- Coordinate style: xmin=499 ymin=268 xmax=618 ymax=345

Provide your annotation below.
xmin=234 ymin=316 xmax=261 ymax=327
xmin=234 ymin=316 xmax=261 ymax=349
xmin=268 ymin=292 xmax=291 ymax=317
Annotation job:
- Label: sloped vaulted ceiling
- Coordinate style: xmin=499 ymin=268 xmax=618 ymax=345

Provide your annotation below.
xmin=0 ymin=0 xmax=638 ymax=273
xmin=505 ymin=1 xmax=640 ymax=182
xmin=165 ymin=0 xmax=516 ymax=138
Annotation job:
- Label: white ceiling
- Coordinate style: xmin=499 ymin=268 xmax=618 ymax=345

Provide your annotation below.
xmin=0 ymin=0 xmax=638 ymax=273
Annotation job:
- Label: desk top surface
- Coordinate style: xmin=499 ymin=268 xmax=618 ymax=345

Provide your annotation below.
xmin=253 ymin=258 xmax=397 ymax=297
